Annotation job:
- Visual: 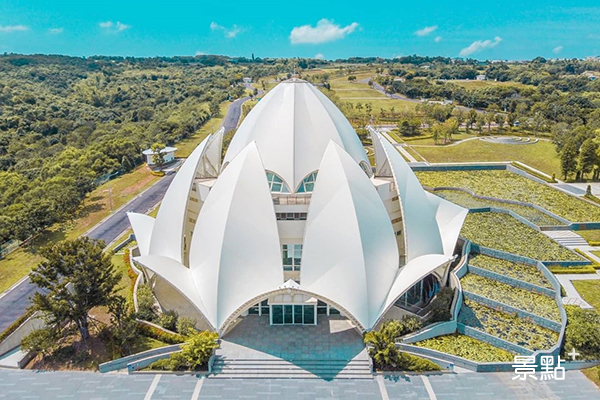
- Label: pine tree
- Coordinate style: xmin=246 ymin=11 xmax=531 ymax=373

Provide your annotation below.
xmin=560 ymin=141 xmax=578 ymax=180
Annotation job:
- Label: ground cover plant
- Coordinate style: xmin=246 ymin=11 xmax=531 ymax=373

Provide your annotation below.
xmin=469 ymin=254 xmax=553 ymax=289
xmin=460 ymin=273 xmax=561 ymax=322
xmin=563 ymin=306 xmax=600 ymax=361
xmin=572 ymin=280 xmax=600 ymax=310
xmin=458 ymin=299 xmax=558 ymax=351
xmin=414 ymin=334 xmax=514 ymax=362
xmin=436 ymin=189 xmax=563 ymax=226
xmin=460 ymin=212 xmax=582 ymax=262
xmin=416 ymin=170 xmax=600 ymax=222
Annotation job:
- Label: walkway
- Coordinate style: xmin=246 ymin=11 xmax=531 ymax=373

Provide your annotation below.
xmin=542 ymin=230 xmax=589 ymax=249
xmin=375 ymin=126 xmax=422 ymax=163
xmin=0 ymin=369 xmax=597 ymax=399
xmin=556 ymin=274 xmax=600 ymax=309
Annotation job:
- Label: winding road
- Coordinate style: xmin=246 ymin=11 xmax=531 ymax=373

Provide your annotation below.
xmin=0 ymin=93 xmax=252 ymax=333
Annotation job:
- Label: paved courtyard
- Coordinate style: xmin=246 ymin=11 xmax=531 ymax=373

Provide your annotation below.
xmin=0 ymin=369 xmax=598 ymax=399
xmin=219 ymin=315 xmax=367 ymax=361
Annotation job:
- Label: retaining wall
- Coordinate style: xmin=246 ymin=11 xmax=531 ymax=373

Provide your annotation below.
xmin=0 ymin=313 xmax=44 ymax=359
xmin=457 ymin=323 xmax=533 ymax=356
xmin=467 ymin=265 xmax=556 ymax=298
xmin=98 ymin=344 xmax=183 ymax=373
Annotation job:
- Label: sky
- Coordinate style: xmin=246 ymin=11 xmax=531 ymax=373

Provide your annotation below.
xmin=0 ymin=1 xmax=599 ymax=60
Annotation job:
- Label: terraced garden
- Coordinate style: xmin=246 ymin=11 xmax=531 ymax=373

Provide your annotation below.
xmin=461 ymin=212 xmax=582 ymax=262
xmin=416 ymin=170 xmax=600 ymax=222
xmin=469 ymin=254 xmax=553 ymax=289
xmin=435 ymin=189 xmax=563 ymax=226
xmin=414 ymin=334 xmax=514 ymax=362
xmin=458 ymin=299 xmax=559 ymax=351
xmin=460 ymin=274 xmax=561 ymax=322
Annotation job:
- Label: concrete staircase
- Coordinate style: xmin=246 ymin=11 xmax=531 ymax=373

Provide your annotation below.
xmin=211 ymin=357 xmax=373 ymax=379
xmin=542 ymin=230 xmax=588 ymax=249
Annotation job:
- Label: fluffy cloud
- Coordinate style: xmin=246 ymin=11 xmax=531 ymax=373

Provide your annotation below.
xmin=290 ymin=19 xmax=359 ymax=44
xmin=48 ymin=28 xmax=63 ymax=34
xmin=0 ymin=25 xmax=29 ymax=33
xmin=314 ymin=53 xmax=325 ymax=60
xmin=415 ymin=25 xmax=437 ymax=37
xmin=459 ymin=36 xmax=502 ymax=57
xmin=99 ymin=21 xmax=130 ymax=33
xmin=210 ymin=22 xmax=243 ymax=38
xmin=434 ymin=36 xmax=442 ymax=43
xmin=553 ymin=46 xmax=564 ymax=54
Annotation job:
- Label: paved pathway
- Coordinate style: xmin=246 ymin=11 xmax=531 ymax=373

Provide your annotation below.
xmin=556 ymin=274 xmax=600 ymax=309
xmin=0 ymin=95 xmax=251 ymax=334
xmin=542 ymin=230 xmax=589 ymax=249
xmin=374 ymin=126 xmax=421 ymax=163
xmin=0 ymin=369 xmax=597 ymax=399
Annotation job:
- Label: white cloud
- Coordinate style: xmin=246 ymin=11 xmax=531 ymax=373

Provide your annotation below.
xmin=314 ymin=53 xmax=325 ymax=60
xmin=415 ymin=25 xmax=437 ymax=37
xmin=99 ymin=21 xmax=130 ymax=33
xmin=434 ymin=36 xmax=442 ymax=43
xmin=195 ymin=50 xmax=206 ymax=56
xmin=459 ymin=36 xmax=502 ymax=57
xmin=48 ymin=28 xmax=63 ymax=34
xmin=290 ymin=19 xmax=359 ymax=44
xmin=210 ymin=22 xmax=243 ymax=38
xmin=0 ymin=25 xmax=29 ymax=33
xmin=553 ymin=45 xmax=564 ymax=54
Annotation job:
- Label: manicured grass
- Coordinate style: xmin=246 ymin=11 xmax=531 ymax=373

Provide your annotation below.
xmin=175 ymin=101 xmax=229 ymax=158
xmin=444 ymin=80 xmax=535 ymax=91
xmin=436 ymin=189 xmax=563 ymax=227
xmin=130 ymin=336 xmax=170 ymax=354
xmin=406 ymin=131 xmax=477 ymax=145
xmin=461 ymin=212 xmax=582 ymax=262
xmin=469 ymin=254 xmax=553 ymax=289
xmin=582 ymin=366 xmax=600 ymax=388
xmin=411 ymin=138 xmax=561 ymax=177
xmin=578 ymin=230 xmax=600 ymax=244
xmin=460 ymin=273 xmax=561 ymax=322
xmin=414 ymin=333 xmax=514 ymax=362
xmin=0 ymin=166 xmax=160 ymax=293
xmin=572 ymin=280 xmax=600 ymax=310
xmin=416 ymin=170 xmax=600 ymax=222
xmin=459 ymin=299 xmax=558 ymax=351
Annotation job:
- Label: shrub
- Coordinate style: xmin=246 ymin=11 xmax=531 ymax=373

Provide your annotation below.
xmin=21 ymin=327 xmax=58 ymax=357
xmin=158 ymin=310 xmax=179 ymax=332
xmin=563 ymin=306 xmax=600 ymax=360
xmin=176 ymin=317 xmax=197 ymax=335
xmin=147 ymin=352 xmax=188 ymax=371
xmin=469 ymin=254 xmax=552 ymax=289
xmin=415 ymin=334 xmax=515 ymax=362
xmin=0 ymin=310 xmax=34 ymax=343
xmin=135 ymin=284 xmax=156 ymax=321
xmin=549 ymin=265 xmax=596 ymax=274
xmin=428 ymin=287 xmax=455 ymax=323
xmin=137 ymin=323 xmax=185 ymax=344
xmin=180 ymin=331 xmax=220 ymax=370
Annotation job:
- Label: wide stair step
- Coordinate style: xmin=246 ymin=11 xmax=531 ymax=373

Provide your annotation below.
xmin=211 ymin=357 xmax=372 ymax=379
xmin=542 ymin=230 xmax=588 ymax=248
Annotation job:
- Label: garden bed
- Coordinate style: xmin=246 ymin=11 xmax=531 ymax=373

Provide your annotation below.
xmin=460 ymin=274 xmax=561 ymax=322
xmin=461 ymin=212 xmax=582 ymax=262
xmin=458 ymin=299 xmax=558 ymax=351
xmin=414 ymin=334 xmax=514 ymax=363
xmin=416 ymin=170 xmax=600 ymax=222
xmin=469 ymin=254 xmax=553 ymax=289
xmin=434 ymin=189 xmax=563 ymax=226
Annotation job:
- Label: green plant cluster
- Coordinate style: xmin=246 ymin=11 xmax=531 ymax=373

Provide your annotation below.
xmin=460 ymin=274 xmax=561 ymax=322
xmin=436 ymin=189 xmax=563 ymax=227
xmin=461 ymin=212 xmax=582 ymax=262
xmin=414 ymin=334 xmax=515 ymax=363
xmin=563 ymin=306 xmax=600 ymax=361
xmin=469 ymin=254 xmax=553 ymax=289
xmin=416 ymin=170 xmax=600 ymax=222
xmin=459 ymin=300 xmax=558 ymax=351
xmin=0 ymin=309 xmax=34 ymax=343
xmin=364 ymin=317 xmax=441 ymax=372
xmin=549 ymin=265 xmax=597 ymax=274
xmin=510 ymin=162 xmax=557 ymax=183
xmin=137 ymin=323 xmax=185 ymax=345
xmin=148 ymin=330 xmax=219 ymax=371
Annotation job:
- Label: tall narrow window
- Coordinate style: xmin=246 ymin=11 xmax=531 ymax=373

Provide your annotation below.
xmin=282 ymin=244 xmax=302 ymax=271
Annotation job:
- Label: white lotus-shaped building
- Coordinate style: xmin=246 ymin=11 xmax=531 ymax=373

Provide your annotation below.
xmin=128 ymin=79 xmax=467 ymax=335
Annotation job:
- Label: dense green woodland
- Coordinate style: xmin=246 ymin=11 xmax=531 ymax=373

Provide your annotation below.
xmin=1 ymin=54 xmax=600 ymax=245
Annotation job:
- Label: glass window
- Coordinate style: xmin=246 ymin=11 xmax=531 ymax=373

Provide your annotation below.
xmin=294 ymin=305 xmax=303 ymax=324
xmin=329 ymin=307 xmax=340 ymax=315
xmin=304 ymin=305 xmax=315 ymax=324
xmin=272 ymin=305 xmax=283 ymax=324
xmin=282 ymin=245 xmax=293 ymax=271
xmin=248 ymin=306 xmax=259 ymax=315
xmin=297 ymin=172 xmax=318 ymax=193
xmin=266 ymin=171 xmax=290 ymax=193
xmin=293 ymin=244 xmax=302 ymax=271
xmin=284 ymin=305 xmax=293 ymax=324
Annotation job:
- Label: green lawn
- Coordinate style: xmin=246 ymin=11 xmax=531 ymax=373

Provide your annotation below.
xmin=444 ymin=80 xmax=535 ymax=91
xmin=578 ymin=230 xmax=600 ymax=244
xmin=572 ymin=280 xmax=600 ymax=310
xmin=406 ymin=131 xmax=477 ymax=145
xmin=411 ymin=138 xmax=561 ymax=177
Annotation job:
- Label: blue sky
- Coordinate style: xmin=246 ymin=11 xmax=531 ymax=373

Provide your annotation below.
xmin=0 ymin=1 xmax=598 ymax=60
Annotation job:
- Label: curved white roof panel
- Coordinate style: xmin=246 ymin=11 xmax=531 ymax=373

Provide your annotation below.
xmin=301 ymin=141 xmax=399 ymax=329
xmin=372 ymin=130 xmax=444 ymax=261
xmin=189 ymin=141 xmax=283 ymax=330
xmin=223 ymin=79 xmax=369 ymax=191
xmin=127 ymin=212 xmax=155 ymax=256
xmin=425 ymin=191 xmax=469 ymax=257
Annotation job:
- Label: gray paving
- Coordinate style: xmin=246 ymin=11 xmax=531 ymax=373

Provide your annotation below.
xmin=0 ymin=369 xmax=598 ymax=399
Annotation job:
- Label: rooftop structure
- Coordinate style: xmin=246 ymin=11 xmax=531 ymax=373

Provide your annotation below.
xmin=128 ymin=79 xmax=467 ymax=335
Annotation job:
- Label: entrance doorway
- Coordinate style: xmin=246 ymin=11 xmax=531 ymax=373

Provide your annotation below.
xmin=270 ymin=304 xmax=316 ymax=325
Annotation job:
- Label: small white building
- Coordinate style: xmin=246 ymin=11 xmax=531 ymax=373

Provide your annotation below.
xmin=143 ymin=146 xmax=177 ymax=166
xmin=243 ymin=77 xmax=252 ymax=84
xmin=476 ymin=74 xmax=487 ymax=81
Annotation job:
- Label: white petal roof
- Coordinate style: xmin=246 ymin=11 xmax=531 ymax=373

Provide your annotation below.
xmin=223 ymin=79 xmax=369 ymax=191
xmin=189 ymin=141 xmax=283 ymax=330
xmin=301 ymin=141 xmax=400 ymax=329
xmin=127 ymin=212 xmax=155 ymax=256
xmin=425 ymin=191 xmax=469 ymax=257
xmin=371 ymin=129 xmax=444 ymax=261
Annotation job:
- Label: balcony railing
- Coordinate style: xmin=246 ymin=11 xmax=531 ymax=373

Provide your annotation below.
xmin=272 ymin=194 xmax=311 ymax=205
